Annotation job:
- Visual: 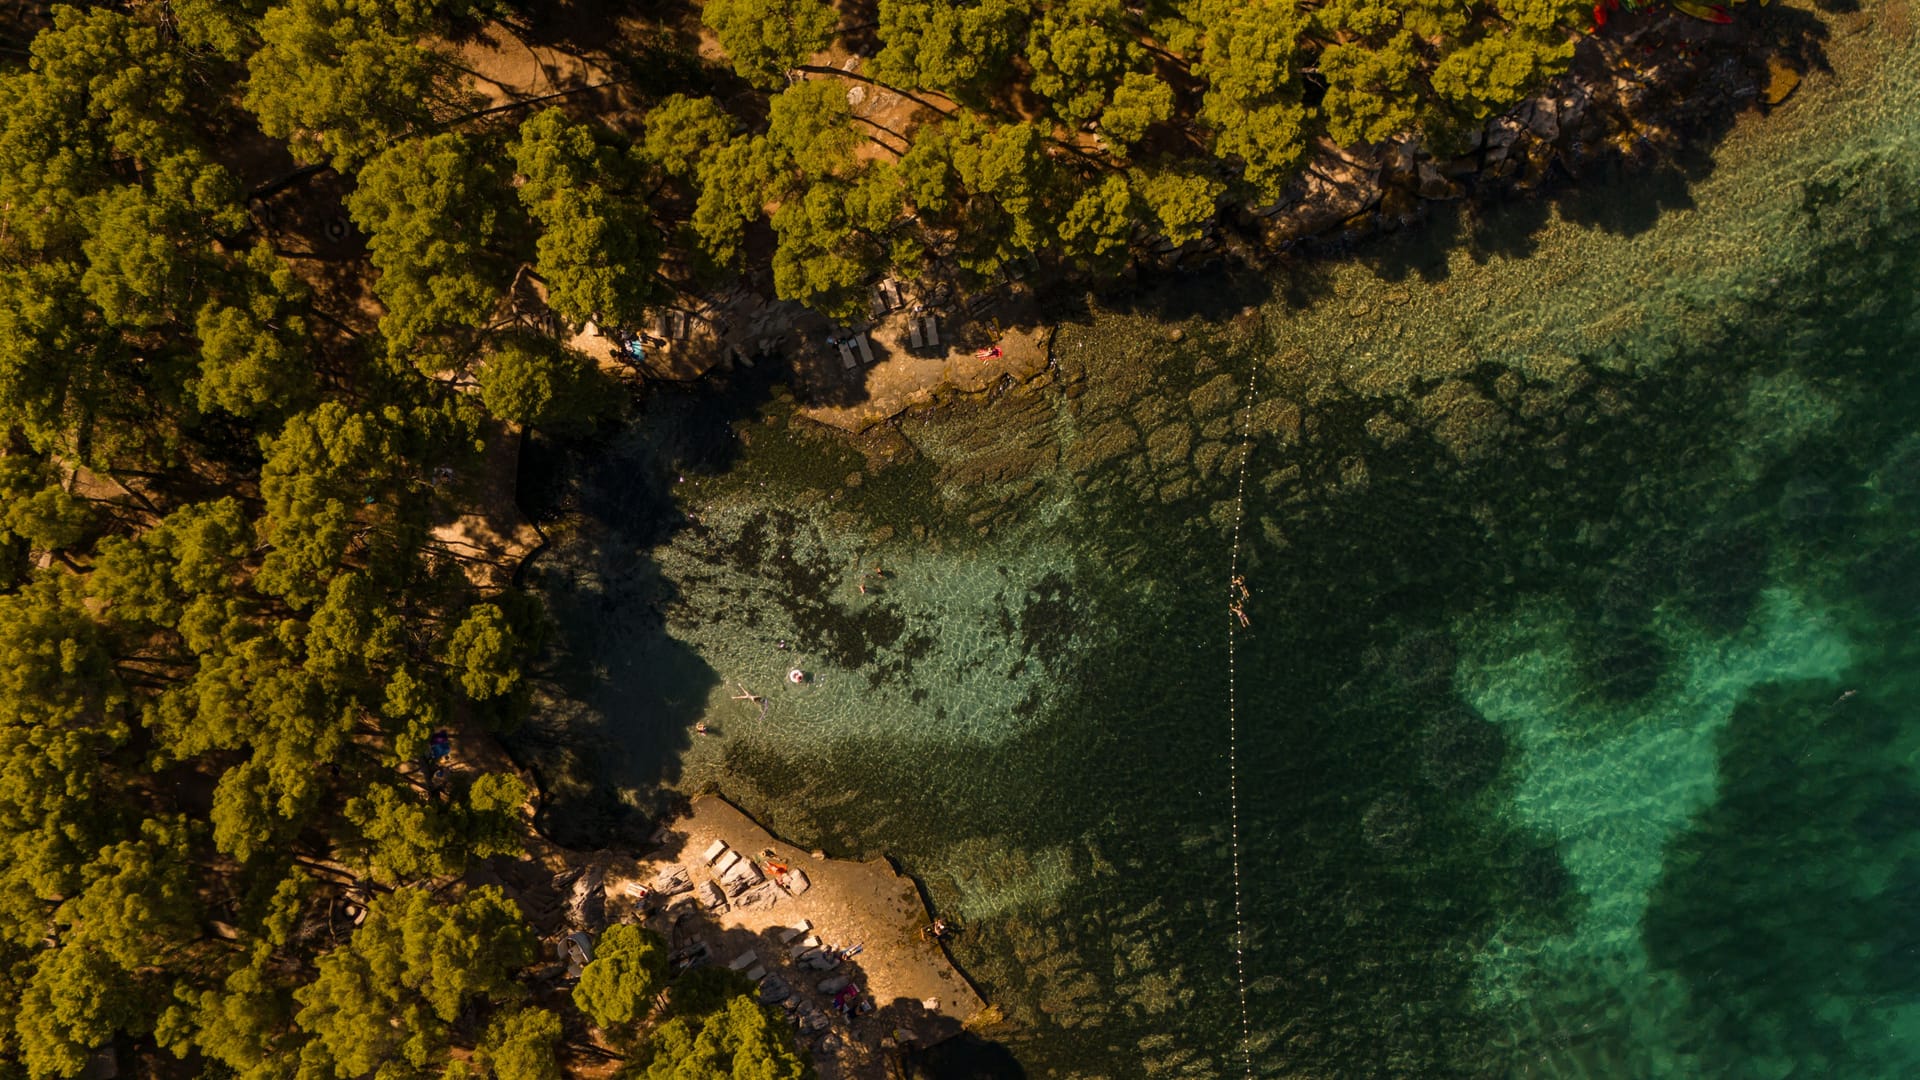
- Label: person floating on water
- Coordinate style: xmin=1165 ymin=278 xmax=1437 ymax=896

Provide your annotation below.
xmin=1229 ymin=603 xmax=1250 ymax=628
xmin=1231 ymin=574 xmax=1249 ymax=600
xmin=695 ymin=722 xmax=711 ymax=736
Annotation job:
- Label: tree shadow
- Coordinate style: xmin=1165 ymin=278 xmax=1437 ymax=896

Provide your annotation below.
xmin=641 ymin=910 xmax=988 ymax=1072
xmin=505 ymin=364 xmax=808 ymax=845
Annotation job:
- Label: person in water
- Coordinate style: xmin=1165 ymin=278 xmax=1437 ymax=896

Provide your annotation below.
xmin=695 ymin=722 xmax=711 ymax=736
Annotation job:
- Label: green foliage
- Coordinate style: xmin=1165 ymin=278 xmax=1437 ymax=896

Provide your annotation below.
xmin=571 ymin=924 xmax=668 ymax=1033
xmin=0 ymin=8 xmax=203 ymax=248
xmin=512 ymin=110 xmax=663 ymax=327
xmin=1136 ymin=164 xmax=1225 ymax=246
xmin=293 ymin=886 xmax=534 ymax=1077
xmin=693 ymin=136 xmax=784 ymax=267
xmin=1025 ymin=0 xmax=1142 ymax=128
xmin=443 ymin=602 xmax=526 ymax=700
xmin=771 ymin=181 xmax=881 ymax=321
xmin=165 ymin=944 xmax=299 ymax=1078
xmin=1318 ymin=33 xmax=1427 ymax=147
xmin=476 ymin=1007 xmax=563 ymax=1080
xmin=477 ymin=335 xmax=610 ymax=432
xmin=0 ymin=457 xmax=90 ymax=553
xmin=702 ymin=0 xmax=840 ymax=89
xmin=18 ymin=817 xmax=201 ymax=1079
xmin=1188 ymin=0 xmax=1312 ymax=199
xmin=941 ymin=117 xmax=1061 ymax=277
xmin=245 ymin=0 xmax=457 ymax=169
xmin=343 ymin=771 xmax=524 ymax=886
xmin=171 ymin=0 xmax=271 ymax=61
xmin=347 ymin=133 xmax=514 ymax=353
xmin=80 ymin=156 xmax=246 ymax=329
xmin=0 ymin=578 xmax=128 ymax=936
xmin=1101 ymin=71 xmax=1176 ymax=151
xmin=638 ymin=995 xmax=810 ymax=1080
xmin=695 ymin=81 xmax=866 ymax=306
xmin=1059 ymin=173 xmax=1137 ymax=268
xmin=255 ymin=402 xmax=400 ymax=607
xmin=872 ymin=0 xmax=1026 ymax=100
xmin=639 ymin=95 xmax=735 ymax=184
xmin=17 ymin=945 xmax=140 ymax=1080
xmin=344 ymin=782 xmax=460 ymax=883
xmin=463 ymin=773 xmax=529 ymax=860
xmin=766 ymin=80 xmax=860 ymax=174
xmin=1430 ymin=29 xmax=1577 ymax=120
xmin=192 ymin=244 xmax=316 ymax=419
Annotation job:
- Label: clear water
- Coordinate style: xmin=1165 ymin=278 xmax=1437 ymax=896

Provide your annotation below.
xmin=514 ymin=6 xmax=1920 ymax=1076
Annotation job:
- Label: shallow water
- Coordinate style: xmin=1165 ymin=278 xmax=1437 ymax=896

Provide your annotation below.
xmin=517 ymin=5 xmax=1920 ymax=1075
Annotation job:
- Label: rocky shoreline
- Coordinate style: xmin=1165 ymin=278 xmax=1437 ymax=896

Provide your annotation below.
xmin=1198 ymin=8 xmax=1808 ymax=265
xmin=746 ymin=7 xmax=1813 ymax=434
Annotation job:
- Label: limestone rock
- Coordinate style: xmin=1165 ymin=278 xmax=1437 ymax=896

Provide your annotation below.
xmin=1188 ymin=373 xmax=1241 ymax=419
xmin=1063 ymin=419 xmax=1140 ymax=474
xmin=1146 ymin=422 xmax=1194 ymax=468
xmin=1248 ymin=398 xmax=1303 ymax=444
xmin=1365 ymin=412 xmax=1412 ymax=449
xmin=1415 ymin=379 xmax=1511 ymax=463
xmin=1417 ymin=161 xmax=1463 ymax=201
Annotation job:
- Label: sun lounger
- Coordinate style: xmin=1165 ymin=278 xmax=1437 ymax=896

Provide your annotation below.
xmin=714 ymin=851 xmax=741 ymax=877
xmin=655 ymin=314 xmax=671 ymax=340
xmin=838 ymin=341 xmax=857 ymax=369
xmin=909 ymin=320 xmax=924 ymax=349
xmin=884 ymin=279 xmax=902 ymax=309
xmin=922 ymin=315 xmax=939 ymax=348
xmin=745 ymin=964 xmax=767 ymax=981
xmin=777 ymin=921 xmax=813 ymax=945
xmin=854 ymin=333 xmax=874 ymax=365
xmin=672 ymin=311 xmax=689 ymax=339
xmin=870 ymin=288 xmax=889 ymax=319
xmin=728 ymin=950 xmax=758 ymax=971
xmin=701 ymin=841 xmax=727 ymax=864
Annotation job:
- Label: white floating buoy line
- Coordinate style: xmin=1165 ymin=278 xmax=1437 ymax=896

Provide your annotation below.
xmin=1223 ymin=365 xmax=1258 ymax=1079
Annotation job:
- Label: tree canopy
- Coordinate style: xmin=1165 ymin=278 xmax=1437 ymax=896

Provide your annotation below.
xmin=572 ymin=924 xmax=669 ymax=1033
xmin=0 ymin=0 xmax=1614 ymax=1071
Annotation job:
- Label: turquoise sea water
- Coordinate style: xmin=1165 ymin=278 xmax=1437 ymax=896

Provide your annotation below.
xmin=516 ymin=5 xmax=1920 ymax=1076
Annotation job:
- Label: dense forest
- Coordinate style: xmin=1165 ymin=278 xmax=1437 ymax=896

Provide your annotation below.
xmin=0 ymin=0 xmax=1608 ymax=1074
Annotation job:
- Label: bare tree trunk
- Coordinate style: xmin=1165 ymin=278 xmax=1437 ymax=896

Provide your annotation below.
xmin=794 ymin=64 xmax=954 ymax=118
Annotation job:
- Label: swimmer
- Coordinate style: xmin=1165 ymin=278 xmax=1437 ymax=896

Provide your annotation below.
xmin=695 ymin=722 xmax=711 ymax=736
xmin=1229 ymin=603 xmax=1250 ymax=628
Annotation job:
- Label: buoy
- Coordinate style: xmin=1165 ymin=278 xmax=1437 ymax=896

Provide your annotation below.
xmin=787 ymin=669 xmax=806 ymax=685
